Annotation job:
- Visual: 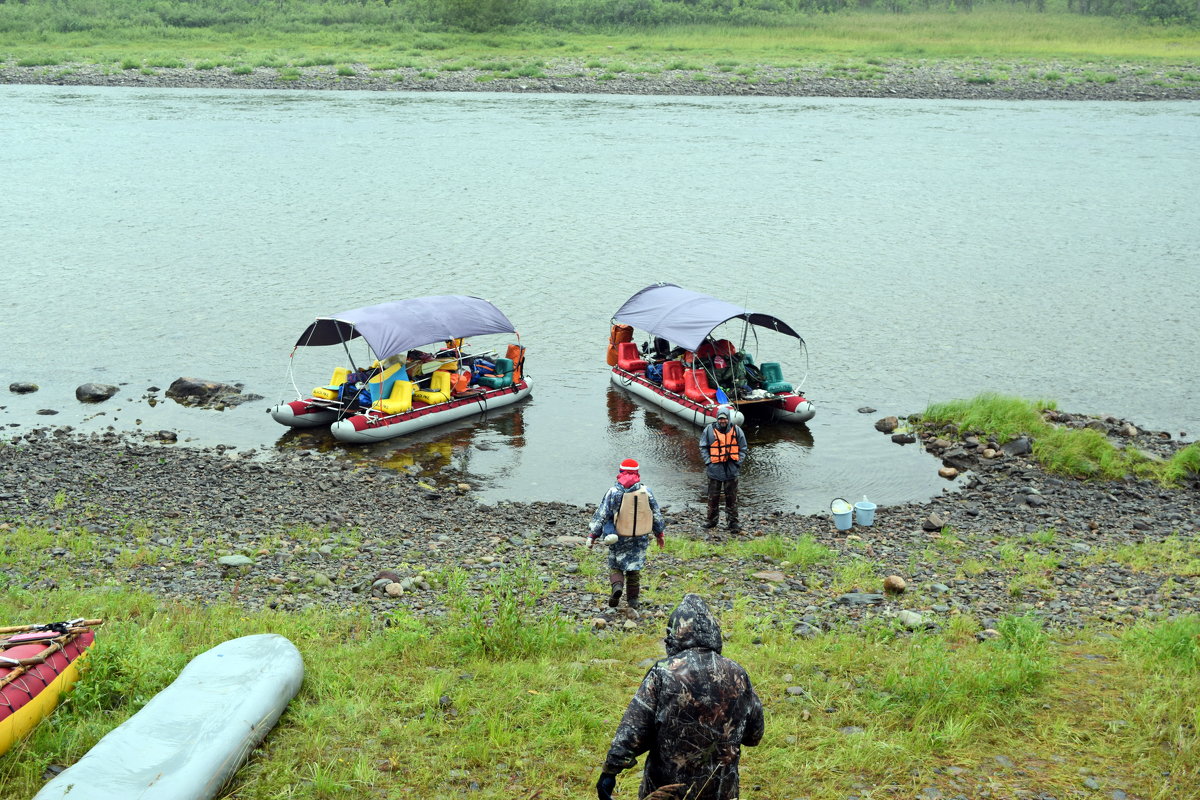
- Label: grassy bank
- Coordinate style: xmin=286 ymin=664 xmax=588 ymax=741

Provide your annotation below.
xmin=920 ymin=393 xmax=1200 ymax=483
xmin=2 ymin=9 xmax=1198 ymax=78
xmin=2 ymin=587 xmax=1198 ymax=799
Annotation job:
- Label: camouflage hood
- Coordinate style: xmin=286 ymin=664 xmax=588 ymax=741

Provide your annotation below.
xmin=664 ymin=593 xmax=723 ymax=656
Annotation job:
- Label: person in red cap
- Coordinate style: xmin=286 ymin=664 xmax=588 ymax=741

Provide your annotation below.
xmin=588 ymin=458 xmax=666 ymax=612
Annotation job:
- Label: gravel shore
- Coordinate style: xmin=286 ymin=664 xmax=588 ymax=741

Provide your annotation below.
xmin=4 ymin=58 xmax=1200 ymax=101
xmin=2 ymin=409 xmax=1197 ymax=635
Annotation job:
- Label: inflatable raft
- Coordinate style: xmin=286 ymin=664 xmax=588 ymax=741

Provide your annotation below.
xmin=0 ymin=619 xmax=100 ymax=756
xmin=608 ymin=283 xmax=815 ymax=428
xmin=270 ymin=295 xmax=532 ymax=443
xmin=34 ymin=633 xmax=303 ymax=800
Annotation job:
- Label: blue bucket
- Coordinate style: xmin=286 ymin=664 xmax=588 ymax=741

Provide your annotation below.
xmin=854 ymin=498 xmax=877 ymax=527
xmin=830 ymin=498 xmax=853 ymax=531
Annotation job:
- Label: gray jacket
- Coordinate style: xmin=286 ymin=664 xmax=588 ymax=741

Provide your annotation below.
xmin=699 ymin=422 xmax=747 ymax=482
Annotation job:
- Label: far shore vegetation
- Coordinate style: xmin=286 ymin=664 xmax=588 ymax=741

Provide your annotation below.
xmin=1 ymin=0 xmax=1198 ymax=79
xmin=920 ymin=392 xmax=1200 ymax=484
xmin=2 ymin=583 xmax=1198 ymax=799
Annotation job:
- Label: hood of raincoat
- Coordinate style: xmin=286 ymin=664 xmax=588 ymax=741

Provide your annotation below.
xmin=664 ymin=593 xmax=723 ymax=657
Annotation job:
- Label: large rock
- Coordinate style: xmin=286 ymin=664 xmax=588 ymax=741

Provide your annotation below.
xmin=941 ymin=446 xmax=975 ymax=470
xmin=835 ymin=592 xmax=884 ymax=606
xmin=166 ymin=377 xmax=263 ymax=409
xmin=874 ymin=416 xmax=899 ymax=433
xmin=922 ymin=512 xmax=947 ymax=532
xmin=9 ymin=382 xmax=38 ymax=394
xmin=1001 ymin=436 xmax=1033 ymax=457
xmin=75 ymin=383 xmax=118 ymax=403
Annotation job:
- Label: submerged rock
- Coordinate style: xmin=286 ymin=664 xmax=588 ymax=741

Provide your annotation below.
xmin=75 ymin=383 xmax=118 ymax=403
xmin=166 ymin=377 xmax=263 ymax=409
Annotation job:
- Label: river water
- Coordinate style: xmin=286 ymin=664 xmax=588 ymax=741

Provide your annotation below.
xmin=2 ymin=86 xmax=1197 ymax=514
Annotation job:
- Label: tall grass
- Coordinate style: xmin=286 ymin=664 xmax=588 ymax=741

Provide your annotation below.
xmin=2 ymin=588 xmax=1198 ymax=798
xmin=922 ymin=392 xmax=1056 ymax=442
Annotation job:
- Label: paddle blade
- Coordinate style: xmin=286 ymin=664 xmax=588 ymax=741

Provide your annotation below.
xmin=714 ymin=387 xmax=729 ymax=404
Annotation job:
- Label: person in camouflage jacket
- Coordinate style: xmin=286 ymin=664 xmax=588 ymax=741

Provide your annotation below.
xmin=597 ymin=594 xmax=764 ymax=800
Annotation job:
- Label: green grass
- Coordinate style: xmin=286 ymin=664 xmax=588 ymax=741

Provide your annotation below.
xmin=4 ymin=583 xmax=1199 ymax=799
xmin=922 ymin=392 xmax=1056 ymax=442
xmin=664 ymin=532 xmax=834 ymax=570
xmin=1084 ymin=535 xmax=1200 ymax=577
xmin=0 ymin=11 xmax=1197 ymax=90
xmin=830 ymin=558 xmax=878 ymax=593
xmin=1163 ymin=442 xmax=1200 ymax=485
xmin=920 ymin=393 xmax=1200 ymax=485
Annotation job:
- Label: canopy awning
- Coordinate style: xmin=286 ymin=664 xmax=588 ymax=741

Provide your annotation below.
xmin=294 ymin=295 xmax=517 ymax=362
xmin=612 ymin=283 xmax=802 ymax=352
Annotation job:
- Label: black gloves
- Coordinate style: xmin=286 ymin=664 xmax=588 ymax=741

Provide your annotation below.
xmin=596 ymin=773 xmax=617 ymax=800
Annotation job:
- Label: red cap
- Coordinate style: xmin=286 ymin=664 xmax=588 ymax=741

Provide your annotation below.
xmin=619 ymin=458 xmax=640 ymax=472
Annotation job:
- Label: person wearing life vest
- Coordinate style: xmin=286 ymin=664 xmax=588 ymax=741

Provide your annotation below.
xmin=699 ymin=408 xmax=748 ymax=532
xmin=588 ymin=458 xmax=666 ymax=613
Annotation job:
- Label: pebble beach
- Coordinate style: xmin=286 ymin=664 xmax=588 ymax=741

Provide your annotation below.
xmin=4 ymin=57 xmax=1200 ymax=100
xmin=2 ymin=406 xmax=1197 ymax=636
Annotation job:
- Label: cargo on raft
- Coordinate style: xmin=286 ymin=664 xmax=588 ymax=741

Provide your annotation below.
xmin=607 ymin=283 xmax=814 ymax=428
xmin=269 ymin=295 xmax=531 ymax=443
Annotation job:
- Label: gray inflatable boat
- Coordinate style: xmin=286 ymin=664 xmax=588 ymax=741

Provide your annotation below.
xmin=35 ymin=633 xmax=304 ymax=800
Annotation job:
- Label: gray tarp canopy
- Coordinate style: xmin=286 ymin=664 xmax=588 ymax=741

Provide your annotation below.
xmin=612 ymin=283 xmax=802 ymax=353
xmin=294 ymin=296 xmax=517 ymax=362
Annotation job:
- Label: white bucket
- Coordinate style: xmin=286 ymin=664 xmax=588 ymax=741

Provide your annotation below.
xmin=854 ymin=498 xmax=877 ymax=527
xmin=830 ymin=498 xmax=853 ymax=531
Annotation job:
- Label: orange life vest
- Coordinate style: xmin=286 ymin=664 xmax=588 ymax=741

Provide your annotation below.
xmin=709 ymin=427 xmax=740 ymax=463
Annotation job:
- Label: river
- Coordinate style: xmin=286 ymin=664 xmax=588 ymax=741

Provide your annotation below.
xmin=2 ymin=86 xmax=1197 ymax=514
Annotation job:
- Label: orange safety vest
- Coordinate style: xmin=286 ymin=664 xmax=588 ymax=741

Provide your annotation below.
xmin=709 ymin=427 xmax=740 ymax=463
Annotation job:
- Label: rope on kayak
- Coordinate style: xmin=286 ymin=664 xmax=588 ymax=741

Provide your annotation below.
xmin=0 ymin=620 xmax=103 ymax=693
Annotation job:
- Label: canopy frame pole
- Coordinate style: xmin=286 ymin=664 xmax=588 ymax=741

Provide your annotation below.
xmin=284 ymin=321 xmax=324 ymax=402
xmin=334 ymin=337 xmax=373 ymax=423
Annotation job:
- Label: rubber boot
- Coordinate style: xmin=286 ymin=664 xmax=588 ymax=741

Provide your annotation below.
xmin=625 ymin=571 xmax=641 ymax=610
xmin=608 ymin=570 xmax=624 ymax=608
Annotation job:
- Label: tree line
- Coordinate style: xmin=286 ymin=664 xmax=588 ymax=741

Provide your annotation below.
xmin=0 ymin=0 xmax=1194 ymax=35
